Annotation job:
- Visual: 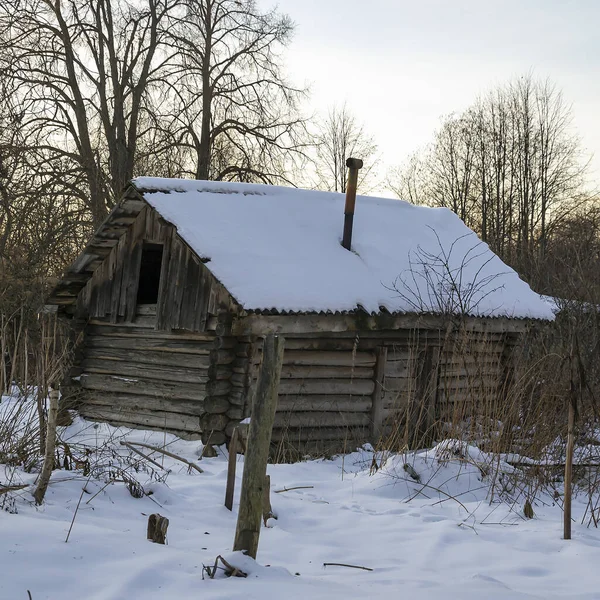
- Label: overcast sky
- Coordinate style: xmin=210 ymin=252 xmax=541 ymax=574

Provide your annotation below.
xmin=263 ymin=0 xmax=600 ymax=188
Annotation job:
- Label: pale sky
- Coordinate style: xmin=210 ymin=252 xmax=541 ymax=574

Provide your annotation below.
xmin=263 ymin=0 xmax=600 ymax=188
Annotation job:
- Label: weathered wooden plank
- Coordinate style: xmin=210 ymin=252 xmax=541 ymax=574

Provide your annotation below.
xmin=79 ymin=373 xmax=208 ymax=401
xmin=274 ymin=411 xmax=370 ymax=428
xmin=87 ymin=324 xmax=216 ymax=341
xmin=80 ymin=405 xmax=201 ymax=432
xmin=85 ymin=335 xmax=214 ymax=354
xmin=81 ymin=359 xmax=210 ymax=384
xmin=371 ymin=346 xmax=387 ymax=441
xmin=277 ymin=379 xmax=375 ymax=395
xmin=383 ymin=377 xmax=414 ymax=393
xmin=83 ymin=346 xmax=211 ymax=368
xmin=278 ymin=365 xmax=374 ymax=379
xmin=232 ymin=313 xmax=530 ymax=337
xmin=282 ymin=351 xmax=375 ymax=367
xmin=171 ymin=238 xmax=189 ymax=329
xmin=81 ymin=393 xmax=206 ymax=416
xmin=271 ymin=426 xmax=369 ymax=443
xmin=277 ymin=396 xmax=372 ymax=413
xmin=384 ymin=360 xmax=412 ymax=378
xmin=156 ymin=225 xmax=175 ymax=331
xmin=280 ymin=338 xmax=366 ymax=351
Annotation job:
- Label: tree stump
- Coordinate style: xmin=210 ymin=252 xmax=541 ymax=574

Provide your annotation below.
xmin=147 ymin=513 xmax=169 ymax=544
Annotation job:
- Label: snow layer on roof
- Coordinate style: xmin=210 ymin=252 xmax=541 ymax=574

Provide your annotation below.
xmin=134 ymin=177 xmax=555 ymax=320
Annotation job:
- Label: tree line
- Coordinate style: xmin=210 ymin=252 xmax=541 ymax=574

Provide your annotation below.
xmin=0 ymin=0 xmax=596 ymax=305
xmin=389 ymin=75 xmax=598 ymax=302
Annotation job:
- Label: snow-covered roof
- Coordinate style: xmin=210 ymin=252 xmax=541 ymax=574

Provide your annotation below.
xmin=134 ymin=177 xmax=554 ymax=320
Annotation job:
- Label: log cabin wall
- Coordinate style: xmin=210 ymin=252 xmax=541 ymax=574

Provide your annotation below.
xmin=63 ymin=203 xmax=240 ymax=442
xmin=234 ymin=329 xmax=518 ymax=455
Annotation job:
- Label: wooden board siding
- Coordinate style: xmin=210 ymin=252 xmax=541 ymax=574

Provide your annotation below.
xmin=73 ymin=205 xmax=237 ymax=332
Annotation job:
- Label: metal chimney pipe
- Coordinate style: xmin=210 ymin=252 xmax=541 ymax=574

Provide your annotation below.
xmin=342 ymin=157 xmax=363 ymax=251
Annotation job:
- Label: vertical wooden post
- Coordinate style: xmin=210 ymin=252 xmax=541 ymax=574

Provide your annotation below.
xmin=371 ymin=346 xmax=387 ymax=443
xmin=224 ymin=428 xmax=239 ymax=511
xmin=412 ymin=345 xmax=439 ymax=448
xmin=233 ymin=334 xmax=284 ymax=559
xmin=564 ymin=397 xmax=575 ymax=540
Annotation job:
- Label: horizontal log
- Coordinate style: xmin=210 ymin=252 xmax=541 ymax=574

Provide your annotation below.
xmin=227 ymin=406 xmax=244 ymax=420
xmin=214 ymin=337 xmax=237 ymax=349
xmin=274 ymin=411 xmax=370 ymax=429
xmin=277 ymin=379 xmax=375 ymax=396
xmin=279 ymin=365 xmax=374 ymax=379
xmin=79 ymin=373 xmax=207 ymax=401
xmin=210 ymin=349 xmax=236 ymax=365
xmin=270 ymin=426 xmax=369 ymax=443
xmin=280 ymin=338 xmax=369 ymax=351
xmin=87 ymin=324 xmax=217 ymax=342
xmin=81 ymin=359 xmax=209 ymax=385
xmin=233 ymin=313 xmax=530 ymax=336
xmin=207 ymin=365 xmax=233 ymax=380
xmin=201 ymin=413 xmax=229 ymax=431
xmin=204 ymin=395 xmax=231 ymax=414
xmin=81 ymin=393 xmax=206 ymax=416
xmin=206 ymin=379 xmax=232 ymax=396
xmin=83 ymin=347 xmax=211 ymax=369
xmin=85 ymin=336 xmax=214 ymax=355
xmin=282 ymin=351 xmax=375 ymax=367
xmin=277 ymin=396 xmax=372 ymax=412
xmin=80 ymin=405 xmax=202 ymax=433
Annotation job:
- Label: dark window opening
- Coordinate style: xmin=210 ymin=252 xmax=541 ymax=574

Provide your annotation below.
xmin=137 ymin=243 xmax=164 ymax=304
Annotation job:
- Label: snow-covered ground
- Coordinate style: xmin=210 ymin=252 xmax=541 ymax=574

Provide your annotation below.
xmin=2 ymin=411 xmax=600 ymax=600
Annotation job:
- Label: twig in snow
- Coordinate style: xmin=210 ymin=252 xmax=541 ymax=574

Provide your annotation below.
xmin=65 ymin=475 xmax=92 ymax=543
xmin=27 ymin=591 xmax=32 ymax=600
xmin=119 ymin=442 xmax=167 ymax=472
xmin=0 ymin=484 xmax=27 ymax=496
xmin=323 ymin=562 xmax=373 ymax=572
xmin=274 ymin=485 xmax=314 ymax=494
xmin=120 ymin=441 xmax=203 ymax=473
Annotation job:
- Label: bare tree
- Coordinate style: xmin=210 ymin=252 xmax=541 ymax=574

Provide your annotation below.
xmin=389 ymin=75 xmax=589 ymax=275
xmin=167 ymin=0 xmax=308 ymax=184
xmin=0 ymin=0 xmax=179 ymax=226
xmin=313 ymin=103 xmax=378 ymax=193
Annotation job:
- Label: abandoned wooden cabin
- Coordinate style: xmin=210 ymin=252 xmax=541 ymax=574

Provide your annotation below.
xmin=47 ymin=177 xmax=554 ymax=451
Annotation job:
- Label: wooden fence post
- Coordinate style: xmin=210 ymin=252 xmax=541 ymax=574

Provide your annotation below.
xmin=233 ymin=334 xmax=284 ymax=559
xmin=225 ymin=428 xmax=239 ymax=511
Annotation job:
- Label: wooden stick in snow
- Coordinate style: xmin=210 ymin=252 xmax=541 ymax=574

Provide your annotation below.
xmin=121 ymin=440 xmax=203 ymax=473
xmin=323 ymin=562 xmax=373 ymax=571
xmin=274 ymin=485 xmax=314 ymax=494
xmin=120 ymin=441 xmax=167 ymax=471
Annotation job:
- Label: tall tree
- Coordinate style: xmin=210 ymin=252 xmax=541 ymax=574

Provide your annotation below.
xmin=168 ymin=0 xmax=307 ymax=184
xmin=0 ymin=0 xmax=179 ymax=226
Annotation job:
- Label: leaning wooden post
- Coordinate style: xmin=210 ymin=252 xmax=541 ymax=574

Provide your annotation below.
xmin=233 ymin=334 xmax=284 ymax=559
